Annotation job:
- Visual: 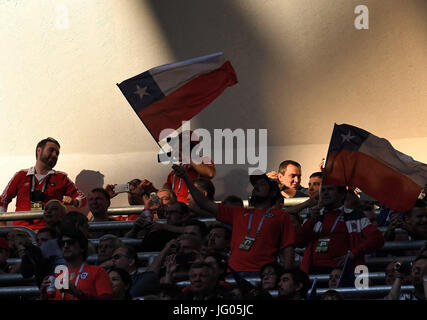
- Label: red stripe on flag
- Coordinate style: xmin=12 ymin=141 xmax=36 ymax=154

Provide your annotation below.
xmin=324 ymin=150 xmax=422 ymax=212
xmin=137 ymin=61 xmax=237 ymax=140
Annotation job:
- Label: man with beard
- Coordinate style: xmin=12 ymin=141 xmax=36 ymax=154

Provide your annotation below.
xmin=172 ymin=165 xmax=295 ymax=275
xmin=0 ymin=137 xmax=86 ymax=230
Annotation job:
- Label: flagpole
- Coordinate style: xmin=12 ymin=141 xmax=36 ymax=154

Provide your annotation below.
xmin=322 ymin=123 xmax=337 ymax=186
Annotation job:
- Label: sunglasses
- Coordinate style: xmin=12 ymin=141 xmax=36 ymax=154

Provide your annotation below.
xmin=58 ymin=239 xmax=77 ymax=247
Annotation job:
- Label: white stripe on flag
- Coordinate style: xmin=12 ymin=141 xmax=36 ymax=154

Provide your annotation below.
xmin=359 ymin=134 xmax=427 ymax=187
xmin=149 ymin=52 xmax=225 ymax=95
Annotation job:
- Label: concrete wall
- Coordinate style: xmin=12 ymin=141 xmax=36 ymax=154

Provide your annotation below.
xmin=1 ymin=0 xmax=426 ymax=214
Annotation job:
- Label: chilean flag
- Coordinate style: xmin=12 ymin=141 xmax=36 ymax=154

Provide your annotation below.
xmin=117 ymin=52 xmax=238 ymax=141
xmin=324 ymin=123 xmax=427 ymax=212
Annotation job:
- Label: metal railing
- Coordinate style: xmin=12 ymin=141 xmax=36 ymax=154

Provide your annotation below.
xmin=0 ymin=226 xmax=38 ymax=245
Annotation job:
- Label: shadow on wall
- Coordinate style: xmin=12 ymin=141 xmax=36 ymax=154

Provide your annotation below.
xmin=215 ymin=168 xmax=252 ymax=201
xmin=74 ymin=169 xmax=105 ymax=215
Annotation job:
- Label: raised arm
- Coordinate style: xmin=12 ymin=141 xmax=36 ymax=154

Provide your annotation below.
xmin=172 ymin=165 xmax=218 ymax=217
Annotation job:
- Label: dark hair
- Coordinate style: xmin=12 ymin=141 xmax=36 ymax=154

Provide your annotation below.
xmin=222 ymin=195 xmax=244 ymax=207
xmin=108 ymin=267 xmax=133 ymax=300
xmin=320 ymin=289 xmax=344 ymax=300
xmin=35 ymin=137 xmax=60 ymax=158
xmin=193 ymin=178 xmax=215 ymax=200
xmin=204 ymin=251 xmax=228 ymax=278
xmin=260 ymin=261 xmax=285 ymax=279
xmin=57 ymin=225 xmax=89 ymax=260
xmin=282 ymin=268 xmax=310 ymax=297
xmin=209 ymin=223 xmax=232 ymax=241
xmin=278 ymin=160 xmax=301 ymax=174
xmin=414 ymin=255 xmax=427 ymax=263
xmin=185 ymin=219 xmax=209 ymax=240
xmin=37 ymin=227 xmax=57 ymax=239
xmin=61 ymin=211 xmax=88 ymax=229
xmin=122 ymin=245 xmax=139 ymax=268
xmin=90 ymin=188 xmax=111 ymax=202
xmin=189 ymin=262 xmax=215 ymax=274
xmin=309 ymin=172 xmax=323 ymax=179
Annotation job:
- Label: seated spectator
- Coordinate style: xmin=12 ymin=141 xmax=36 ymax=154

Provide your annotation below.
xmin=328 ymin=268 xmax=342 ymax=289
xmin=158 ymin=283 xmax=183 ymax=300
xmin=40 ymin=226 xmax=113 ymax=300
xmin=0 ymin=238 xmax=11 ymax=274
xmin=266 ymin=160 xmax=307 ymax=199
xmin=111 ymin=245 xmax=160 ymax=298
xmin=320 ymin=289 xmax=344 ymax=300
xmin=203 ymin=252 xmax=230 ymax=288
xmin=277 ymin=268 xmax=311 ymax=300
xmin=154 ymin=188 xmax=177 ymax=219
xmin=108 ymin=267 xmax=133 ymax=300
xmin=259 ymin=261 xmax=285 ymax=291
xmin=386 ymin=255 xmax=427 ymax=300
xmin=129 ymin=201 xmax=191 ymax=252
xmin=187 ymin=178 xmax=216 ymax=218
xmin=184 ymin=219 xmax=209 ymax=250
xmin=207 ymin=223 xmax=231 ymax=255
xmin=7 ymin=229 xmax=32 ymax=258
xmin=384 ymin=261 xmax=411 ymax=286
xmin=43 ymin=199 xmax=67 ymax=228
xmin=296 ymin=185 xmax=384 ymax=275
xmin=222 ymin=195 xmax=244 ymax=207
xmin=36 ymin=227 xmax=57 ymax=247
xmin=176 ymin=262 xmax=232 ymax=300
xmin=97 ymin=234 xmax=124 ymax=269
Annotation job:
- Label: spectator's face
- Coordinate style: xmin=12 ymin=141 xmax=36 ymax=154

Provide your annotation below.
xmin=208 ymin=228 xmax=229 ymax=251
xmin=38 ymin=142 xmax=60 ymax=169
xmin=204 ymin=256 xmax=222 ymax=281
xmin=43 ymin=202 xmax=65 ymax=227
xmin=184 ymin=225 xmax=203 ymax=243
xmin=189 ymin=266 xmax=216 ymax=294
xmin=320 ymin=185 xmax=345 ymax=208
xmin=165 ymin=203 xmax=185 ymax=226
xmin=88 ymin=191 xmax=110 ymax=216
xmin=278 ymin=273 xmax=298 ymax=297
xmin=385 ymin=262 xmax=399 ymax=286
xmin=158 ymin=190 xmax=174 ymax=206
xmin=261 ymin=266 xmax=279 ymax=290
xmin=98 ymin=239 xmax=115 ymax=263
xmin=410 ymin=258 xmax=427 ymax=287
xmin=252 ymin=179 xmax=271 ymax=198
xmin=109 ymin=271 xmax=128 ymax=299
xmin=278 ymin=165 xmax=301 ymax=189
xmin=178 ymin=238 xmax=198 ymax=254
xmin=59 ymin=236 xmax=81 ymax=261
xmin=328 ymin=269 xmax=342 ymax=288
xmin=36 ymin=231 xmax=53 ymax=247
xmin=406 ymin=207 xmax=427 ymax=236
xmin=308 ymin=176 xmax=322 ymax=199
xmin=112 ymin=248 xmax=133 ymax=272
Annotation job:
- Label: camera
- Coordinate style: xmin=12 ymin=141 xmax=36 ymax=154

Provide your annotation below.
xmin=30 ymin=190 xmax=45 ymax=202
xmin=114 ymin=183 xmax=130 ymax=193
xmin=394 ymin=261 xmax=412 ymax=275
xmin=175 ymin=253 xmax=195 ymax=265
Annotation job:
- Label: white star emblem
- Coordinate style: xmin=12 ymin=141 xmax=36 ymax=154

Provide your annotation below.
xmin=341 ymin=131 xmax=356 ymax=143
xmin=134 ymin=85 xmax=150 ymax=99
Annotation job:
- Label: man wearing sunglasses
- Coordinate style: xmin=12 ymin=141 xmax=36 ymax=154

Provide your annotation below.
xmin=40 ymin=227 xmax=112 ymax=300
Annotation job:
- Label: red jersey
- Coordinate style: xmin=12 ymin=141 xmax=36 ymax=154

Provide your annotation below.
xmin=164 ymin=159 xmax=214 ymax=203
xmin=0 ymin=167 xmax=87 ymax=230
xmin=217 ymin=204 xmax=295 ymax=272
xmin=50 ymin=264 xmax=112 ymax=300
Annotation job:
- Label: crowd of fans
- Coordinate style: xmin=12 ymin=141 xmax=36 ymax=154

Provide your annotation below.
xmin=0 ymin=137 xmax=426 ymax=300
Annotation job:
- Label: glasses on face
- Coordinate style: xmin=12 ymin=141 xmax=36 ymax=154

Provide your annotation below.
xmin=58 ymin=239 xmax=77 ymax=247
xmin=112 ymin=254 xmax=128 ymax=260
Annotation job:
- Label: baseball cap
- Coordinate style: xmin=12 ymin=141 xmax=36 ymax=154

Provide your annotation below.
xmin=249 ymin=174 xmax=281 ymax=198
xmin=0 ymin=237 xmax=9 ymax=250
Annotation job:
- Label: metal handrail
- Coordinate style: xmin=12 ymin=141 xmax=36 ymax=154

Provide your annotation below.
xmin=0 ymin=286 xmax=40 ymax=298
xmin=0 ymin=274 xmax=36 ymax=285
xmin=0 ymin=226 xmax=38 ymax=245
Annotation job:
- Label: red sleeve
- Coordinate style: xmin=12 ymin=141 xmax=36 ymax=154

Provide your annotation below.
xmin=63 ymin=175 xmax=87 ymax=207
xmin=280 ymin=211 xmax=296 ymax=248
xmin=0 ymin=171 xmax=22 ymax=211
xmin=295 ymin=218 xmax=317 ymax=248
xmin=351 ymin=224 xmax=385 ymax=257
xmin=163 ymin=171 xmax=173 ymax=189
xmin=217 ymin=203 xmax=240 ymax=226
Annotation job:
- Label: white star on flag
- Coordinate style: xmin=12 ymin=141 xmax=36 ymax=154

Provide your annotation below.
xmin=341 ymin=131 xmax=356 ymax=143
xmin=134 ymin=85 xmax=150 ymax=99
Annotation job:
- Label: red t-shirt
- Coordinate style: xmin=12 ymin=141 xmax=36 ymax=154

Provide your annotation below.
xmin=217 ymin=204 xmax=295 ymax=272
xmin=50 ymin=264 xmax=112 ymax=300
xmin=164 ymin=159 xmax=214 ymax=203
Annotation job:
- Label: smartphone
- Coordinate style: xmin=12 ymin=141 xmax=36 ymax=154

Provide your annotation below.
xmin=114 ymin=183 xmax=130 ymax=193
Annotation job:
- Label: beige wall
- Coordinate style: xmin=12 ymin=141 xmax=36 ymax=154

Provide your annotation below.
xmin=0 ymin=0 xmax=426 ymax=213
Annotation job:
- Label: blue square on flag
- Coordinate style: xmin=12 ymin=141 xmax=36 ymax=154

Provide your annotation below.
xmin=118 ymin=71 xmax=165 ymax=113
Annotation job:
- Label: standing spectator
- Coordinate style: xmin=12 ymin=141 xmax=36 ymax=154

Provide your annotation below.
xmin=0 ymin=137 xmax=86 ymax=230
xmin=173 ymin=165 xmax=295 ymax=274
xmin=97 ymin=234 xmax=123 ymax=269
xmin=387 ymin=255 xmax=427 ymax=300
xmin=267 ymin=160 xmax=307 ymax=199
xmin=277 ymin=268 xmax=310 ymax=300
xmin=40 ymin=226 xmax=112 ymax=300
xmin=111 ymin=245 xmax=160 ymax=298
xmin=108 ymin=267 xmax=132 ymax=300
xmin=296 ymin=185 xmax=384 ymax=274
